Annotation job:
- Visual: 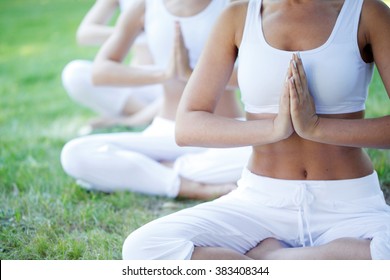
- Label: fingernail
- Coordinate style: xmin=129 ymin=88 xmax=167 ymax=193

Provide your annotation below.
xmin=297 ymin=52 xmax=301 ymax=60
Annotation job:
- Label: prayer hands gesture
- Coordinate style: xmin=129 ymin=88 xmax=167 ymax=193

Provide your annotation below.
xmin=273 ymin=67 xmax=294 ymax=141
xmin=166 ymin=22 xmax=192 ymax=82
xmin=289 ymin=53 xmax=319 ymax=138
xmin=275 ymin=53 xmax=319 ymax=141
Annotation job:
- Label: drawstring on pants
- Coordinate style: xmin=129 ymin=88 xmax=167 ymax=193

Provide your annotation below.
xmin=293 ymin=184 xmax=314 ymax=247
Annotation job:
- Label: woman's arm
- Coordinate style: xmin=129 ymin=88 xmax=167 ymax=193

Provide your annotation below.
xmin=172 ymin=22 xmax=239 ymax=90
xmin=88 ymin=97 xmax=162 ymax=129
xmin=290 ymin=1 xmax=390 ymax=149
xmin=76 ymin=0 xmax=119 ymax=46
xmin=92 ymin=0 xmax=169 ymax=86
xmin=175 ymin=3 xmax=293 ymax=148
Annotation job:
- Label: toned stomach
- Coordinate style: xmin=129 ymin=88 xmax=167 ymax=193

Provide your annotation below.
xmin=247 ymin=111 xmax=374 ymax=180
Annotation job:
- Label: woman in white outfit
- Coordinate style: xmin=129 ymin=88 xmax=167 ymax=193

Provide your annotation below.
xmin=62 ymin=0 xmax=162 ymax=130
xmin=61 ymin=0 xmax=251 ymax=200
xmin=122 ymin=0 xmax=390 ymax=259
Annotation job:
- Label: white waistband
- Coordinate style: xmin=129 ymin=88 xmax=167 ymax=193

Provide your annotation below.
xmin=238 ymin=168 xmax=381 ymax=201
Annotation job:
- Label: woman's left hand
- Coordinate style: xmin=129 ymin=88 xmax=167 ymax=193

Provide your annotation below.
xmin=173 ymin=22 xmax=192 ymax=81
xmin=289 ymin=53 xmax=320 ymax=139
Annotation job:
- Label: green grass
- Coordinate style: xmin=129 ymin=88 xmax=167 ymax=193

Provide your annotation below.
xmin=0 ymin=0 xmax=389 ymax=260
xmin=0 ymin=0 xmax=198 ymax=260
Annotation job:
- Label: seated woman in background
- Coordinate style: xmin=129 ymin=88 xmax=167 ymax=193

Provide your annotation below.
xmin=122 ymin=0 xmax=390 ymax=259
xmin=61 ymin=0 xmax=251 ymax=200
xmin=62 ymin=0 xmax=162 ymax=132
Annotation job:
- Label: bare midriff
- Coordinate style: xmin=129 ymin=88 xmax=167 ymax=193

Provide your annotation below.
xmin=246 ymin=111 xmax=374 ymax=180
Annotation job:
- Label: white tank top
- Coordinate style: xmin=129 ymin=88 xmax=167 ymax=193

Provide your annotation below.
xmin=238 ymin=0 xmax=374 ymax=114
xmin=145 ymin=0 xmax=230 ymax=69
xmin=118 ymin=0 xmax=131 ymax=11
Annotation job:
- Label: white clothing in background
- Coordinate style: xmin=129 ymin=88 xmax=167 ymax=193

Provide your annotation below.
xmin=62 ymin=60 xmax=162 ymax=116
xmin=145 ymin=0 xmax=230 ymax=69
xmin=61 ymin=117 xmax=251 ymax=197
xmin=60 ymin=0 xmax=251 ymax=198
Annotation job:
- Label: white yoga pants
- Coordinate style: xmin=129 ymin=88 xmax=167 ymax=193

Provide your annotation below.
xmin=61 ymin=117 xmax=252 ymax=197
xmin=122 ymin=168 xmax=390 ymax=260
xmin=61 ymin=60 xmax=162 ymax=116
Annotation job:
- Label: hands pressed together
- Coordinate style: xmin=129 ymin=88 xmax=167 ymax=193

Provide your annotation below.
xmin=275 ymin=53 xmax=320 ymax=141
xmin=167 ymin=25 xmax=320 ymax=144
xmin=165 ymin=22 xmax=192 ymax=82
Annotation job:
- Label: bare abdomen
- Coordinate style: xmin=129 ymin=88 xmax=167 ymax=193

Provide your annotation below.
xmin=247 ymin=111 xmax=374 ymax=180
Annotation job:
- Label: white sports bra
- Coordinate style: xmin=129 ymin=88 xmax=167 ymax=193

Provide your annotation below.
xmin=238 ymin=0 xmax=374 ymax=115
xmin=118 ymin=0 xmax=130 ymax=11
xmin=145 ymin=0 xmax=230 ymax=69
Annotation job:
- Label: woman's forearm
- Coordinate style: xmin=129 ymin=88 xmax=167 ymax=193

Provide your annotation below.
xmin=76 ymin=25 xmax=114 ymax=46
xmin=76 ymin=0 xmax=118 ymax=46
xmin=92 ymin=60 xmax=167 ymax=86
xmin=306 ymin=115 xmax=390 ymax=149
xmin=175 ymin=111 xmax=287 ymax=148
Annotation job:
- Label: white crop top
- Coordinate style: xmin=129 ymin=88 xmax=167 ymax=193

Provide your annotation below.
xmin=118 ymin=0 xmax=130 ymax=11
xmin=238 ymin=0 xmax=374 ymax=115
xmin=145 ymin=0 xmax=230 ymax=69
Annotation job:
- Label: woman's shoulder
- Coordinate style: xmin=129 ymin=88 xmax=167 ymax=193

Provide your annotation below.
xmin=359 ymin=0 xmax=390 ymax=66
xmin=361 ymin=0 xmax=390 ymax=19
xmin=220 ymin=0 xmax=249 ymax=22
xmin=215 ymin=1 xmax=249 ymax=46
xmin=360 ymin=0 xmax=390 ymax=36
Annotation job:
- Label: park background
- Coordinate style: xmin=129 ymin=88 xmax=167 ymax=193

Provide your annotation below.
xmin=0 ymin=0 xmax=389 ymax=259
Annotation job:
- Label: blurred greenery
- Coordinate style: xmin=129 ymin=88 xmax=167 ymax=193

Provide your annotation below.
xmin=0 ymin=0 xmax=199 ymax=260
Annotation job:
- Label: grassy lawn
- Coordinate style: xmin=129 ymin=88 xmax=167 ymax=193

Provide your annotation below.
xmin=0 ymin=0 xmax=389 ymax=260
xmin=0 ymin=0 xmax=199 ymax=260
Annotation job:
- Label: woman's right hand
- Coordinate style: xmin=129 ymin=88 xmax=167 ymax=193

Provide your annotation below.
xmin=165 ymin=22 xmax=192 ymax=82
xmin=272 ymin=71 xmax=294 ymax=141
xmin=173 ymin=22 xmax=192 ymax=81
xmin=165 ymin=42 xmax=177 ymax=83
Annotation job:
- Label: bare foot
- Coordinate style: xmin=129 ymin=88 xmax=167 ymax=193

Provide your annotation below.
xmin=178 ymin=177 xmax=237 ymax=200
xmin=77 ymin=117 xmax=119 ymax=136
xmin=247 ymin=237 xmax=371 ymax=260
xmin=245 ymin=238 xmax=287 ymax=260
xmin=88 ymin=116 xmax=121 ymax=129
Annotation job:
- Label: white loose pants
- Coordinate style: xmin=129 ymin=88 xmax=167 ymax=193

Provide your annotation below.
xmin=61 ymin=117 xmax=252 ymax=197
xmin=62 ymin=60 xmax=162 ymax=116
xmin=123 ymin=169 xmax=390 ymax=259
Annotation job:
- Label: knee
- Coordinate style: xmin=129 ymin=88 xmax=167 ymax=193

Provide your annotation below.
xmin=122 ymin=222 xmax=194 ymax=260
xmin=122 ymin=228 xmax=150 ymax=260
xmin=174 ymin=156 xmax=237 ymax=184
xmin=60 ymin=138 xmax=86 ymax=178
xmin=174 ymin=147 xmax=250 ymax=184
xmin=370 ymin=229 xmax=390 ymax=260
xmin=62 ymin=60 xmax=92 ymax=99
